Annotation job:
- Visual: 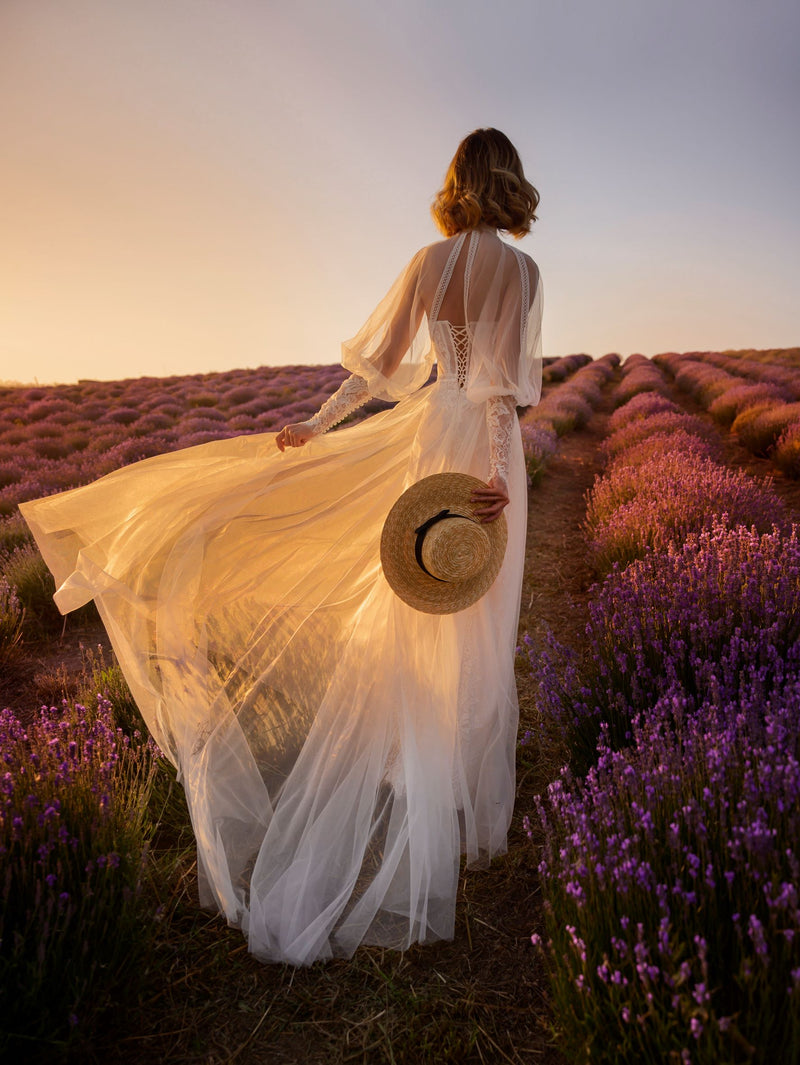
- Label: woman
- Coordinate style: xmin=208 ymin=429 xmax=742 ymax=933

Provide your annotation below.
xmin=20 ymin=127 xmax=542 ymax=966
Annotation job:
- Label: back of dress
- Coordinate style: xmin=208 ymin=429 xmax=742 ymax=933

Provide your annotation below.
xmin=429 ymin=228 xmax=541 ymax=403
xmin=341 ymin=229 xmax=542 ymax=410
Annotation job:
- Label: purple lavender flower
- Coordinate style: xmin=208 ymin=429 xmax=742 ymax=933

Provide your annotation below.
xmin=586 ymin=453 xmax=783 ymax=574
xmin=0 ymin=698 xmax=161 ymax=1042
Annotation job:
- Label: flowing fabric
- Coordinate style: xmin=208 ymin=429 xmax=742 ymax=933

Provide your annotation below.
xmin=20 ymin=229 xmax=542 ymax=966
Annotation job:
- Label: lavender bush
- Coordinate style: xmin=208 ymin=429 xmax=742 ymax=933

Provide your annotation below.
xmin=606 ymin=430 xmax=721 ymax=472
xmin=0 ymin=543 xmax=77 ymax=638
xmin=550 ymin=394 xmax=595 ymax=434
xmin=0 ymin=698 xmax=160 ymax=1054
xmin=0 ymin=578 xmax=24 ymax=658
xmin=607 ymin=393 xmax=681 ymax=434
xmin=520 ymin=422 xmax=558 ymax=486
xmin=0 ymin=514 xmax=33 ymax=555
xmin=708 ymin=382 xmax=789 ymax=428
xmin=532 ymin=523 xmax=800 ymax=773
xmin=775 ymin=422 xmax=800 ymax=479
xmin=542 ymin=353 xmax=593 ymax=384
xmin=701 ymin=349 xmax=800 ymax=401
xmin=525 ymin=384 xmax=800 ymax=1057
xmin=672 ymin=360 xmax=736 ymax=407
xmin=585 ymin=453 xmax=782 ymax=574
xmin=731 ymin=402 xmax=800 ymax=457
xmin=601 ymin=411 xmax=713 ymax=462
xmin=530 ymin=682 xmax=800 ymax=1064
xmin=614 ymin=355 xmax=669 ymax=406
xmin=654 ymin=351 xmax=800 ymax=475
xmin=0 ymin=363 xmax=359 ymax=516
xmin=518 ymin=356 xmax=616 ymax=479
xmin=522 ymin=356 xmax=614 ymax=438
xmin=76 ymin=645 xmax=147 ymax=740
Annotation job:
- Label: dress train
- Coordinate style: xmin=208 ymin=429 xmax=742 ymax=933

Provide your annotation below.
xmin=22 ymin=377 xmax=526 ymax=964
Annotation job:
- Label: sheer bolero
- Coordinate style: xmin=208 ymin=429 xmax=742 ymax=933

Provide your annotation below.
xmin=341 ymin=230 xmax=543 ymax=407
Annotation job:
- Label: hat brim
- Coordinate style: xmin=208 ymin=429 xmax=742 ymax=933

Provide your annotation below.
xmin=380 ymin=473 xmax=508 ymax=615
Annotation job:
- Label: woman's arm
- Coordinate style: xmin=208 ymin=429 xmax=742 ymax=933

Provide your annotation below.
xmin=470 ymin=395 xmax=515 ymax=522
xmin=275 ymin=374 xmax=371 ymax=451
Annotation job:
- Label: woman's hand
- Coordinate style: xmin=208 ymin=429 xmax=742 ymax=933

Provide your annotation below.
xmin=470 ymin=476 xmax=510 ymax=523
xmin=276 ymin=422 xmax=315 ymax=452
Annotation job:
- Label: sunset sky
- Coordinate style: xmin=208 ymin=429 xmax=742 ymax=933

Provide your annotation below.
xmin=1 ymin=0 xmax=798 ymax=384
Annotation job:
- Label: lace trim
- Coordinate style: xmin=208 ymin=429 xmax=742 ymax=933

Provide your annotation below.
xmin=306 ymin=374 xmax=371 ymax=434
xmin=486 ymin=395 xmax=515 ymax=483
xmin=463 ymin=231 xmax=479 ymax=323
xmin=430 ymin=232 xmax=467 ymax=325
xmin=512 ymin=247 xmax=530 ymax=356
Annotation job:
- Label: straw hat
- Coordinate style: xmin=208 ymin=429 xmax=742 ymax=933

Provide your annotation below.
xmin=380 ymin=473 xmax=508 ymax=615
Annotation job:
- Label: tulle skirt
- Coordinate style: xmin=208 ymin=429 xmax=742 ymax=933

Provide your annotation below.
xmin=20 ymin=378 xmax=527 ymax=965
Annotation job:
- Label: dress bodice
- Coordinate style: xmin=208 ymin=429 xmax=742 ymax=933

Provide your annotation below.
xmin=340 ymin=225 xmax=541 ymax=408
xmin=431 ymin=321 xmax=471 ymax=388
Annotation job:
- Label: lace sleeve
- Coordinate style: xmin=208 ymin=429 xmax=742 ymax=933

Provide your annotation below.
xmin=306 ymin=374 xmax=371 ymax=435
xmin=486 ymin=395 xmax=516 ymax=484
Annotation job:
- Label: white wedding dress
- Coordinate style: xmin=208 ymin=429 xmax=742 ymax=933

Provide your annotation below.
xmin=21 ymin=229 xmax=542 ymax=965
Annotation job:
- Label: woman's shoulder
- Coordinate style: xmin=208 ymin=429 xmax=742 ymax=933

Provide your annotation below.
xmin=402 ymin=236 xmax=462 ymax=294
xmin=509 ymin=244 xmax=540 ymax=287
xmin=501 ymin=239 xmax=537 ymax=271
xmin=413 ymin=233 xmax=463 ymax=264
xmin=407 ymin=230 xmax=540 ymax=287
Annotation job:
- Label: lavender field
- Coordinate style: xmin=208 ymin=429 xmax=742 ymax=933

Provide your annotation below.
xmin=1 ymin=349 xmax=799 ymax=1063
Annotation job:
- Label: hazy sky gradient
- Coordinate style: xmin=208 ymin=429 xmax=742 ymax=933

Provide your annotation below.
xmin=2 ymin=0 xmax=798 ymax=383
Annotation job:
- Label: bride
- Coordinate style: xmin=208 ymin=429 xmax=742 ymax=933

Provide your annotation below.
xmin=20 ymin=127 xmax=542 ymax=966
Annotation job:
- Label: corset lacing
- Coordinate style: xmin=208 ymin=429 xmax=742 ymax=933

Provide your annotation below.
xmin=449 ymin=325 xmax=470 ymax=388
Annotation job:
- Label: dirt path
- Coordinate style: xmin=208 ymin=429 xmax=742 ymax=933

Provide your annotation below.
xmin=1 ymin=617 xmax=111 ymax=718
xmin=519 ymin=407 xmax=610 ymax=649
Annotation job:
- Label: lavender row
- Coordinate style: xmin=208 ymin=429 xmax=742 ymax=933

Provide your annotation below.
xmin=519 ymin=354 xmax=620 ymax=485
xmin=542 ymin=353 xmax=593 ymax=384
xmin=614 ymin=353 xmax=671 ymax=407
xmin=701 ymin=349 xmax=800 ymax=402
xmin=655 ymin=351 xmax=800 ymax=478
xmin=529 ymin=678 xmax=800 ymax=1064
xmin=536 ymin=521 xmax=800 ymax=769
xmin=585 ymin=387 xmax=781 ymax=574
xmin=522 ymin=388 xmax=800 ymax=1062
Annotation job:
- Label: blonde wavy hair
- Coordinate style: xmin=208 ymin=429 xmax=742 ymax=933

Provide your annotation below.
xmin=431 ymin=128 xmax=539 ymax=239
